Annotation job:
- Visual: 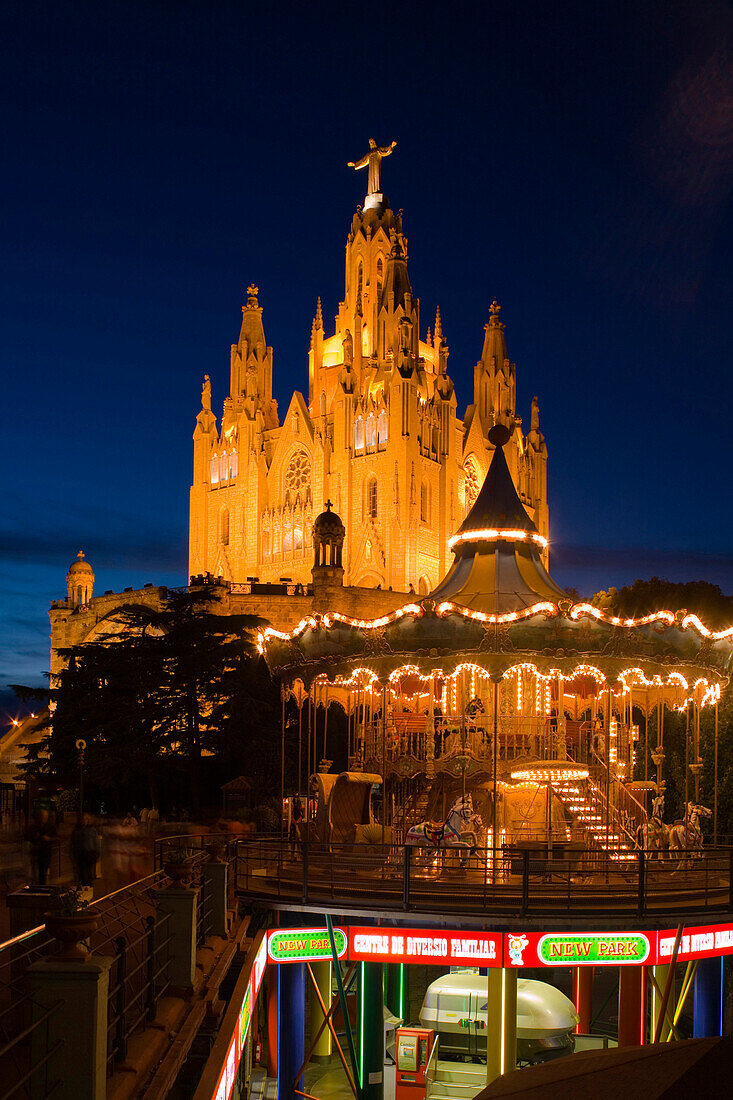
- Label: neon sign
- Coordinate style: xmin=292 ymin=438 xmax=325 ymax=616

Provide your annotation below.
xmin=349 ymin=926 xmax=501 ymax=966
xmin=213 ymin=935 xmax=267 ymax=1100
xmin=657 ymin=924 xmax=733 ymax=963
xmin=504 ymin=931 xmax=651 ymax=967
xmin=267 ymin=927 xmax=347 ymax=963
xmin=537 ymin=933 xmax=650 ymax=965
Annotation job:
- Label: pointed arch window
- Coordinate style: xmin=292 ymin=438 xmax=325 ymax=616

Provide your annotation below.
xmin=366 ymin=414 xmax=376 ymax=449
xmin=377 ymin=409 xmax=388 ymax=449
xmin=219 ymin=452 xmax=229 ymax=482
xmin=210 ymin=453 xmax=220 ymax=485
xmin=229 ymin=449 xmax=238 ymax=478
xmin=376 ymin=255 xmax=384 ymax=298
xmin=367 ymin=477 xmax=378 ymax=519
xmin=354 ymin=416 xmax=364 ymax=452
xmin=420 ymin=481 xmax=430 ymax=524
xmin=262 ymin=529 xmax=271 ymax=560
xmin=357 ymin=260 xmax=363 ymax=304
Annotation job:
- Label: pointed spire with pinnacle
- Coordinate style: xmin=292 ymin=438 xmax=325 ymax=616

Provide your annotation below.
xmin=434 ymin=306 xmax=443 ymax=341
xmin=315 ymin=296 xmax=323 ymax=330
xmin=480 ymin=299 xmax=509 ymax=364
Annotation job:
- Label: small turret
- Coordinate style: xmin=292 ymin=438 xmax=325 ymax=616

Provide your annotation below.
xmin=66 ymin=551 xmax=94 ymax=607
xmin=312 ymin=501 xmax=345 ymax=607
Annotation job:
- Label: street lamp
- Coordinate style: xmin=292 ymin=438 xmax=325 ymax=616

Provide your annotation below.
xmin=75 ymin=739 xmax=86 ymax=817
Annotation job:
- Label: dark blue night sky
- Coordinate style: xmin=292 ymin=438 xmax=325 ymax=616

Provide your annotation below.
xmin=1 ymin=0 xmax=731 ymax=699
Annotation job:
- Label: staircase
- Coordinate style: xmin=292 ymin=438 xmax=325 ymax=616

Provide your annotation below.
xmin=427 ymin=1060 xmax=486 ymax=1100
xmin=555 ymin=772 xmax=637 ymax=861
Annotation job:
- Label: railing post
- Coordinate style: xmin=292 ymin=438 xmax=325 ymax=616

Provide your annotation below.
xmin=145 ymin=915 xmax=157 ymax=1022
xmin=637 ymin=849 xmax=646 ymax=916
xmin=521 ymin=849 xmax=530 ymax=915
xmin=202 ymin=856 xmax=228 ymax=938
xmin=403 ymin=845 xmax=411 ymax=911
xmin=302 ymin=843 xmax=309 ymax=905
xmin=28 ymin=953 xmax=114 ymax=1100
xmin=152 ymin=883 xmax=198 ymax=994
xmin=114 ymin=935 xmax=128 ymax=1064
xmin=728 ymin=849 xmax=733 ymax=911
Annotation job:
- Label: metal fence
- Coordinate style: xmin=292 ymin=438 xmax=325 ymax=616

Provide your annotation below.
xmin=0 ymin=839 xmax=238 ymax=1098
xmin=234 ymin=837 xmax=733 ymax=919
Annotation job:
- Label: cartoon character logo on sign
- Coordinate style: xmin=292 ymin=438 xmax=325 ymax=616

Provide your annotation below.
xmin=507 ymin=934 xmax=529 ymax=966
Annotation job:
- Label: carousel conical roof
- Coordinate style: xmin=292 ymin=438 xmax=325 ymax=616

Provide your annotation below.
xmin=431 ymin=424 xmax=565 ymax=613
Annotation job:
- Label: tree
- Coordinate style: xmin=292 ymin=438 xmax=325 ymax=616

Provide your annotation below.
xmin=593 ymin=578 xmax=733 ymax=835
xmin=28 ymin=587 xmax=282 ymax=814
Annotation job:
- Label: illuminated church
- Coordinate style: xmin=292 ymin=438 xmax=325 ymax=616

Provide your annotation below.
xmin=49 ymin=142 xmax=549 ymax=672
xmin=188 ymin=141 xmax=548 ymax=594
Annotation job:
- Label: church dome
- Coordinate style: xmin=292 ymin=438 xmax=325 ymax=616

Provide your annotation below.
xmin=313 ymin=503 xmax=345 ymax=540
xmin=67 ymin=550 xmax=94 ymax=575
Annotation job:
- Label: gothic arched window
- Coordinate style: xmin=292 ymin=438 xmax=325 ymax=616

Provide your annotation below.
xmin=210 ymin=453 xmax=219 ymax=485
xmin=420 ymin=481 xmax=430 ymax=524
xmin=366 ymin=414 xmax=376 ymax=449
xmin=354 ymin=417 xmax=364 ymax=452
xmin=366 ymin=477 xmax=378 ymax=519
xmin=285 ymin=449 xmax=311 ymax=499
xmin=229 ymin=449 xmax=238 ymax=478
xmin=376 ymin=255 xmax=383 ymax=297
xmin=219 ymin=452 xmax=229 ymax=482
xmin=262 ymin=530 xmax=271 ymax=560
xmin=377 ymin=409 xmax=388 ymax=448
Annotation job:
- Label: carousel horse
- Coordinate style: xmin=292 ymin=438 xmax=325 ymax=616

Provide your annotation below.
xmin=668 ymin=802 xmax=711 ymax=868
xmin=636 ymin=795 xmax=670 ymax=858
xmin=405 ymin=794 xmax=481 ymax=851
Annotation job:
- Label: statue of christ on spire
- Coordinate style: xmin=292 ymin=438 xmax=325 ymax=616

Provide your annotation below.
xmin=347 ymin=138 xmax=397 ymax=197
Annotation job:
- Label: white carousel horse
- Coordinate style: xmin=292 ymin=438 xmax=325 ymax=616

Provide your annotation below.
xmin=668 ymin=802 xmax=711 ymax=867
xmin=636 ymin=795 xmax=670 ymax=858
xmin=405 ymin=794 xmax=481 ymax=850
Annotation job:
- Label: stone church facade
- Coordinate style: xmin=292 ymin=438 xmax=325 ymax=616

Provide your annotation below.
xmin=188 ymin=170 xmax=548 ymax=594
xmin=49 ymin=152 xmax=549 ymax=673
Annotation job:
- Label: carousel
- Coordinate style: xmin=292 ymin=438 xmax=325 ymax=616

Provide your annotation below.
xmin=260 ymin=426 xmax=733 ymax=874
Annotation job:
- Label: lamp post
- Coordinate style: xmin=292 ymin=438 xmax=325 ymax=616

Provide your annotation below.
xmin=75 ymin=738 xmax=86 ymax=818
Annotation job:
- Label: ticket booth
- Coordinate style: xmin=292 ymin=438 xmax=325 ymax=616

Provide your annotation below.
xmin=395 ymin=1027 xmax=435 ymax=1100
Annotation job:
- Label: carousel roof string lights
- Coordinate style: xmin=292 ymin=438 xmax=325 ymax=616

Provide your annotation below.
xmin=262 ymin=424 xmax=733 ymax=861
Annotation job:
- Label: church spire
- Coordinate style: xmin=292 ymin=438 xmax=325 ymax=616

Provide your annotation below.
xmin=473 ymin=298 xmax=515 ymax=430
xmin=480 ymin=299 xmax=509 ymax=364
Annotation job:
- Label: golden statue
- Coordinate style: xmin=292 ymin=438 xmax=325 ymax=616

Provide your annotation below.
xmin=347 ymin=138 xmax=397 ymax=195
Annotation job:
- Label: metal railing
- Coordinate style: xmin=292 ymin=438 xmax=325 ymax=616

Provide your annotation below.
xmin=0 ymin=839 xmax=238 ymax=1094
xmin=234 ymin=837 xmax=733 ymax=919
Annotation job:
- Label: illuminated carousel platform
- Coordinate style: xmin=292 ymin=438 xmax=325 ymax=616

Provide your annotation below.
xmin=234 ymin=838 xmax=733 ymax=927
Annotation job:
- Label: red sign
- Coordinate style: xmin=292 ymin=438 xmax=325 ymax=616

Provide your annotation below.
xmin=349 ymin=926 xmax=502 ymax=966
xmin=656 ymin=924 xmax=733 ymax=964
